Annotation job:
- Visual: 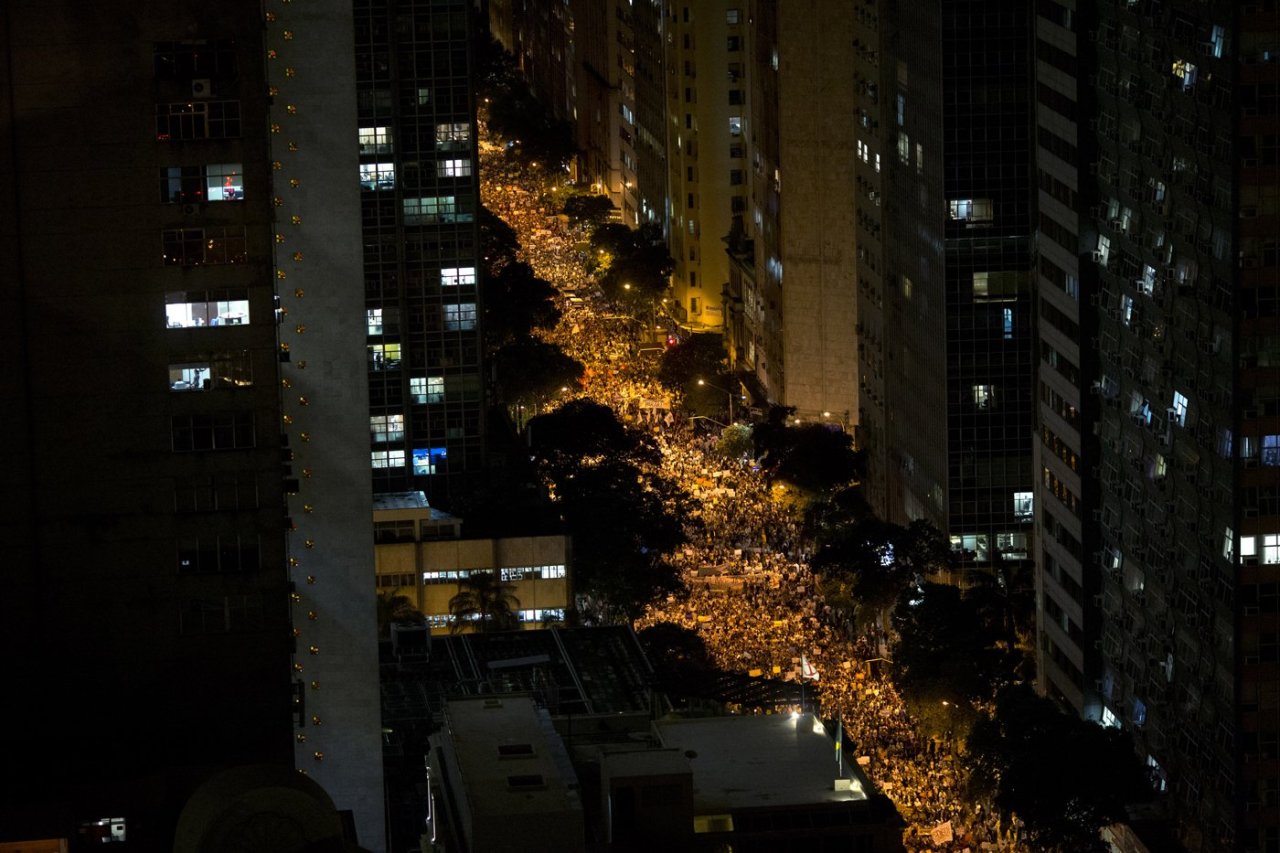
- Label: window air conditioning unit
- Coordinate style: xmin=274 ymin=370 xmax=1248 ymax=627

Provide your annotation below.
xmin=182 ymin=203 xmax=203 ymax=216
xmin=191 ymin=78 xmax=212 ymax=98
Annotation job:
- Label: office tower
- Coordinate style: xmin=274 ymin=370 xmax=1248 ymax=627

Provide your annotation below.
xmin=867 ymin=1 xmax=1037 ymax=580
xmin=663 ymin=1 xmax=740 ymax=333
xmin=356 ymin=0 xmax=487 ymax=505
xmin=0 ymin=1 xmax=383 ymax=848
xmin=1033 ymin=3 xmax=1280 ymax=850
xmin=724 ymin=0 xmax=861 ymax=424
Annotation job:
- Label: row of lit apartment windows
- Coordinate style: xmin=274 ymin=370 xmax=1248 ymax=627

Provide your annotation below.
xmin=421 ymin=609 xmax=565 ymax=628
xmin=420 ymin=566 xmax=567 ymax=584
xmin=359 ymin=123 xmax=470 ymax=154
xmin=372 ymin=447 xmax=448 ymax=475
xmin=360 ymin=159 xmax=471 ymax=190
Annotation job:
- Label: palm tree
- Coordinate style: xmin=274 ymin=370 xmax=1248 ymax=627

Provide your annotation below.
xmin=448 ymin=571 xmax=521 ymax=633
xmin=376 ymin=588 xmax=424 ymax=639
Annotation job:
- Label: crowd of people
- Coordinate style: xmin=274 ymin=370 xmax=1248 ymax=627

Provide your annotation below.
xmin=479 ymin=125 xmax=1028 ymax=852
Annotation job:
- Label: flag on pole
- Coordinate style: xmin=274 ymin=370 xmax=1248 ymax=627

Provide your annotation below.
xmin=801 ymin=654 xmax=820 ymax=681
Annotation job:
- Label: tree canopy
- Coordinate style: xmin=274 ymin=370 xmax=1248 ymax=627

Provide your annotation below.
xmin=448 ymin=571 xmax=521 ymax=633
xmin=751 ymin=410 xmax=864 ymax=497
xmin=586 ymin=222 xmax=674 ymax=306
xmin=563 ymin=193 xmax=616 ymax=228
xmin=657 ymin=332 xmax=728 ymax=393
xmin=479 ymin=204 xmax=521 ymax=277
xmin=967 ymin=684 xmax=1154 ymax=852
xmin=890 ymin=582 xmax=1004 ymax=737
xmin=811 ymin=517 xmax=951 ymax=628
xmin=482 ymin=260 xmax=562 ymax=349
xmin=493 ymin=337 xmax=584 ymax=407
xmin=376 ymin=589 xmax=423 ymax=639
xmin=526 ymin=400 xmax=689 ymax=620
xmin=527 ymin=399 xmax=661 ymax=470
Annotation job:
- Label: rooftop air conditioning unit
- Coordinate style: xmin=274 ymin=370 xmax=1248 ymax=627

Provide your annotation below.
xmin=191 ymin=78 xmax=212 ymax=98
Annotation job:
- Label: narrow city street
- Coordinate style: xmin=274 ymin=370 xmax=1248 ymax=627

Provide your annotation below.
xmin=479 ymin=128 xmax=1028 ymax=853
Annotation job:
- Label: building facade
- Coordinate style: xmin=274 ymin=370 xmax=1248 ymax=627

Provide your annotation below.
xmin=724 ymin=0 xmax=861 ymax=425
xmin=356 ymin=0 xmax=487 ymax=506
xmin=1031 ymin=2 xmax=1280 ymax=851
xmin=663 ymin=0 xmax=740 ymax=332
xmin=1 ymin=0 xmax=383 ymax=848
xmin=858 ymin=1 xmax=1038 ymax=586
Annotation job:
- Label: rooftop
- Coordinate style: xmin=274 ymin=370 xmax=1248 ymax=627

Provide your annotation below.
xmin=440 ymin=695 xmax=582 ymax=818
xmin=654 ymin=713 xmax=871 ymax=812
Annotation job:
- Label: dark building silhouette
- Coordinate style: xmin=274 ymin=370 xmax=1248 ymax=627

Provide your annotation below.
xmin=1 ymin=1 xmax=384 ymax=848
xmin=1030 ymin=2 xmax=1280 ymax=851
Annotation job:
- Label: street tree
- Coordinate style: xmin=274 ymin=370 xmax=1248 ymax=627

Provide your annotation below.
xmin=482 ymin=260 xmax=562 ymax=349
xmin=479 ymin=204 xmax=521 ymax=277
xmin=563 ymin=193 xmax=616 ymax=228
xmin=448 ymin=571 xmax=521 ymax=633
xmin=762 ymin=422 xmax=865 ymax=494
xmin=637 ymin=621 xmax=717 ymax=696
xmin=526 ymin=400 xmax=689 ymax=620
xmin=714 ymin=423 xmax=755 ymax=462
xmin=587 ymin=222 xmax=673 ymax=307
xmin=376 ymin=589 xmax=424 ymax=640
xmin=967 ymin=684 xmax=1154 ymax=852
xmin=526 ymin=398 xmax=661 ymax=471
xmin=811 ymin=518 xmax=950 ymax=631
xmin=890 ymin=582 xmax=1003 ymax=739
xmin=493 ymin=337 xmax=584 ymax=413
xmin=657 ymin=332 xmax=728 ymax=392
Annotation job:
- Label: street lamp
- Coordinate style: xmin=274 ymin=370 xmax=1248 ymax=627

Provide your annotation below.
xmin=697 ymin=378 xmax=737 ymax=424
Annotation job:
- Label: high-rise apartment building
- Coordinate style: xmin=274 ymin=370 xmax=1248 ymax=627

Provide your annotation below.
xmin=863 ymin=1 xmax=1038 ymax=583
xmin=356 ymin=0 xmax=487 ymax=505
xmin=1 ymin=1 xmax=383 ymax=848
xmin=662 ymin=1 xmax=740 ymax=332
xmin=494 ymin=0 xmax=666 ymax=231
xmin=723 ymin=0 xmax=861 ymax=424
xmin=1032 ymin=2 xmax=1280 ymax=851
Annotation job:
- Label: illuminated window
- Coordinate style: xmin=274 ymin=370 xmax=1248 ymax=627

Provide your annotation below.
xmin=410 ymin=376 xmax=445 ymax=404
xmin=438 ymin=158 xmax=472 ymax=178
xmin=169 ymin=351 xmax=252 ymax=391
xmin=948 ymin=198 xmax=993 ymax=222
xmin=435 ymin=122 xmax=471 ymax=150
xmin=368 ymin=342 xmax=401 ymax=370
xmin=1013 ymin=491 xmax=1033 ymax=520
xmin=1265 ymin=534 xmax=1280 ymax=564
xmin=440 ymin=266 xmax=476 ymax=287
xmin=1171 ymin=391 xmax=1188 ymax=427
xmin=165 ymin=289 xmax=250 ymax=328
xmin=358 ymin=126 xmax=392 ymax=154
xmin=972 ymin=384 xmax=997 ymax=410
xmin=972 ymin=271 xmax=1021 ymax=302
xmin=370 ymin=414 xmax=404 ymax=443
xmin=729 ymin=116 xmax=743 ymax=136
xmin=360 ymin=162 xmax=395 ymax=190
xmin=412 ymin=447 xmax=447 ymax=475
xmin=367 ymin=308 xmax=383 ymax=335
xmin=1263 ymin=435 xmax=1280 ymax=465
xmin=160 ymin=163 xmax=243 ymax=203
xmin=1003 ymin=308 xmax=1014 ymax=340
xmin=443 ymin=303 xmax=477 ymax=331
xmin=371 ymin=449 xmax=406 ymax=470
xmin=1170 ymin=58 xmax=1198 ymax=90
